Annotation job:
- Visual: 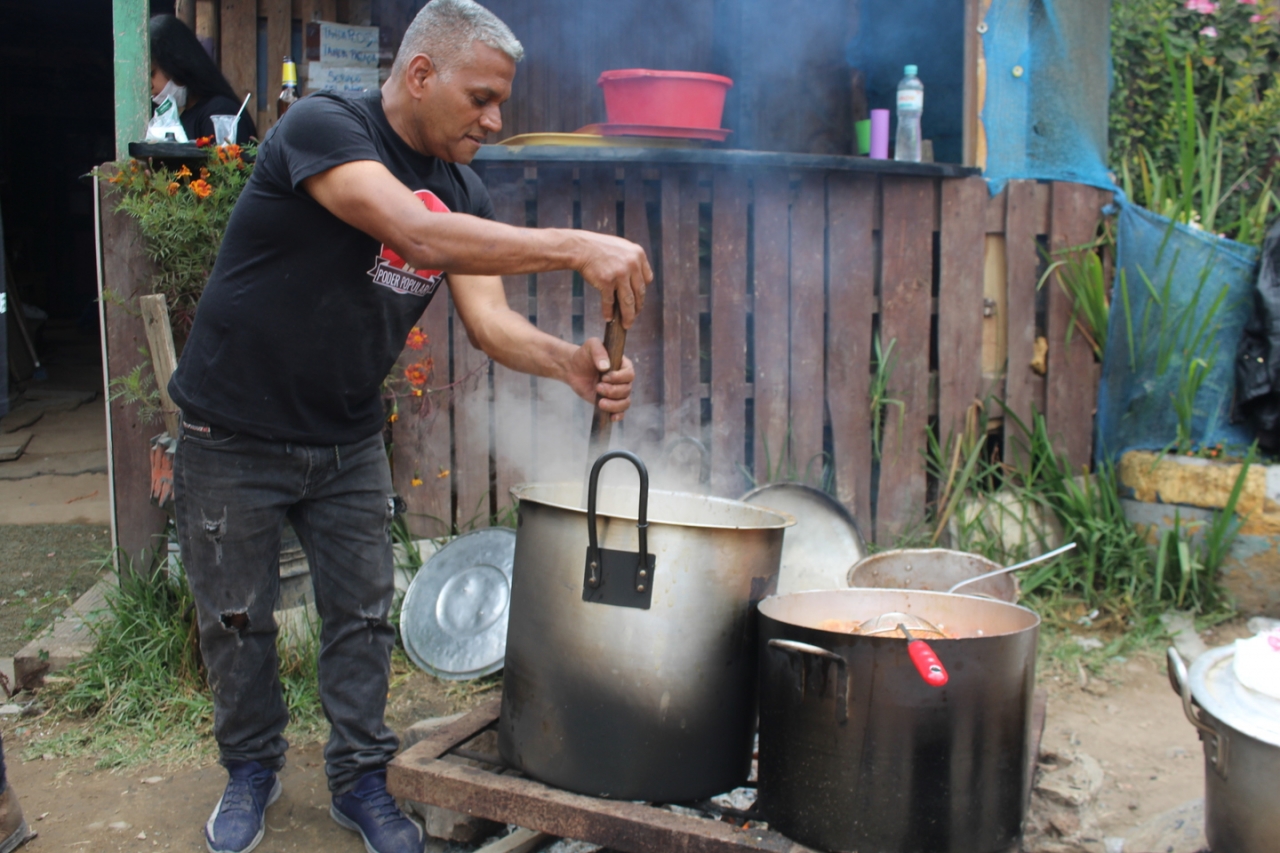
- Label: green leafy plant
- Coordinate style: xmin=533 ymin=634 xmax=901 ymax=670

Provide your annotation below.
xmin=869 ymin=334 xmax=904 ymax=461
xmin=1037 ymin=237 xmax=1112 ymax=360
xmin=105 ymin=361 xmax=163 ymax=425
xmin=1112 ymin=0 xmax=1280 ymax=241
xmin=99 ymin=144 xmax=254 ymax=333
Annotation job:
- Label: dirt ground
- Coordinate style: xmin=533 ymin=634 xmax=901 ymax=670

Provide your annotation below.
xmin=1 ymin=620 xmax=1254 ymax=853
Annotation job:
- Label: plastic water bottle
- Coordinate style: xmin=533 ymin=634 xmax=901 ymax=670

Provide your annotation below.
xmin=894 ymin=65 xmax=924 ymax=163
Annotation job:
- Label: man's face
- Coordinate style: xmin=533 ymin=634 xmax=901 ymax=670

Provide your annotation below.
xmin=415 ymin=42 xmax=514 ymax=163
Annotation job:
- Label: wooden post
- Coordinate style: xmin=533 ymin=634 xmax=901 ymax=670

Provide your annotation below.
xmin=113 ymin=0 xmax=151 ymax=159
xmin=175 ymin=0 xmax=196 ymax=27
xmin=139 ymin=295 xmax=181 ymax=439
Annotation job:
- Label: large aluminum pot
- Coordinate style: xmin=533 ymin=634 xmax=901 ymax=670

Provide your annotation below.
xmin=847 ymin=548 xmax=1019 ymax=602
xmin=757 ymin=589 xmax=1039 ymax=853
xmin=499 ymin=451 xmax=791 ymax=801
xmin=1167 ymin=645 xmax=1280 ymax=853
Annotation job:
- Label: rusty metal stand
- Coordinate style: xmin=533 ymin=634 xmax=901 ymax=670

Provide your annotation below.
xmin=387 ymin=696 xmax=817 ymax=853
xmin=388 ymin=690 xmax=1050 ymax=853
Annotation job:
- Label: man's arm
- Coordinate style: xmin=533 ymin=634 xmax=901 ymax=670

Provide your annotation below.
xmin=447 ymin=273 xmax=634 ymax=417
xmin=301 ymin=160 xmax=651 ymax=327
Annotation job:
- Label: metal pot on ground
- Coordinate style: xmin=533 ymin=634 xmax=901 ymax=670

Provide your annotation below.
xmin=499 ymin=451 xmax=791 ymax=802
xmin=1167 ymin=645 xmax=1280 ymax=853
xmin=757 ymin=589 xmax=1040 ymax=853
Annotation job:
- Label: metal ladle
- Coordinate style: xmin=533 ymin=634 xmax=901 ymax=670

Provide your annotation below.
xmin=945 ymin=542 xmax=1077 ymax=595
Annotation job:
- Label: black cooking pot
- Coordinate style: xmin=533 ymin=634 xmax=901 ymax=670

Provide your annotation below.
xmin=757 ymin=589 xmax=1039 ymax=853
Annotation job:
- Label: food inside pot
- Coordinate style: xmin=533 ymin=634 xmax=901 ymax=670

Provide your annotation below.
xmin=763 ymin=589 xmax=1039 ymax=641
xmin=815 ymin=617 xmax=957 ymax=640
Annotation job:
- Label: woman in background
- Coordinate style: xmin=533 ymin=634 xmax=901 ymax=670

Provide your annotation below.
xmin=150 ymin=14 xmax=258 ymax=144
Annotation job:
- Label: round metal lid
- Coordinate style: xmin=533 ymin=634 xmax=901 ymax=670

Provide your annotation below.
xmin=399 ymin=528 xmax=516 ymax=681
xmin=1189 ymin=643 xmax=1280 ymax=748
xmin=741 ymin=483 xmax=868 ymax=594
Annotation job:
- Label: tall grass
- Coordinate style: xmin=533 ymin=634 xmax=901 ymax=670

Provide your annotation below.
xmin=32 ymin=555 xmax=324 ymax=767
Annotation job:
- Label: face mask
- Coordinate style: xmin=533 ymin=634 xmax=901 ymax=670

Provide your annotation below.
xmin=153 ymin=79 xmax=188 ymax=109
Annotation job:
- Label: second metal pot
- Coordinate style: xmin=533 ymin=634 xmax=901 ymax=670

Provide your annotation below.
xmin=499 ymin=451 xmax=791 ymax=801
xmin=757 ymin=589 xmax=1040 ymax=853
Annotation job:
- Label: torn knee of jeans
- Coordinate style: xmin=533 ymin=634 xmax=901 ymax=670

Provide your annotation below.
xmin=220 ymin=611 xmax=250 ymax=633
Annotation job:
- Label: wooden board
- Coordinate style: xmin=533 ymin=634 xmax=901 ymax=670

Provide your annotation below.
xmin=660 ymin=168 xmax=701 ymax=442
xmin=709 ymin=170 xmax=749 ymax=496
xmin=876 ymin=177 xmax=936 ymax=542
xmin=789 ymin=173 xmax=826 ymax=484
xmin=1046 ymin=183 xmax=1104 ymax=470
xmin=751 ymin=171 xmax=791 ymax=483
xmin=220 ymin=0 xmax=258 ymax=116
xmin=578 ymin=166 xmax=617 ymax=348
xmin=486 ymin=167 xmax=533 ymax=515
xmin=937 ymin=176 xmax=988 ymax=440
xmin=453 ymin=300 xmax=492 ymax=530
xmin=533 ymin=168 xmax=580 ymax=480
xmin=262 ymin=0 xmax=292 ymax=134
xmin=99 ymin=174 xmax=170 ymax=567
xmin=623 ymin=169 xmax=662 ymax=450
xmin=826 ymin=173 xmax=876 ymax=530
xmin=1003 ymin=180 xmax=1045 ymax=460
xmin=393 ymin=299 xmax=452 ymax=538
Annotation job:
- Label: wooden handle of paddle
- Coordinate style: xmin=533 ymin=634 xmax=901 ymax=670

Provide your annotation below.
xmin=589 ymin=302 xmax=627 ymax=451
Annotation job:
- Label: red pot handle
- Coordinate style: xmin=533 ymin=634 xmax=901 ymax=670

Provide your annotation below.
xmin=905 ymin=637 xmax=949 ymax=688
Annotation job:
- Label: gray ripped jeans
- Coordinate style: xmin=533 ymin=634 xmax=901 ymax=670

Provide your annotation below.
xmin=173 ymin=416 xmax=399 ymax=793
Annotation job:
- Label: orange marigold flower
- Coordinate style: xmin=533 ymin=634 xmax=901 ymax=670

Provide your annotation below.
xmin=436 ymin=468 xmax=450 ymax=479
xmin=410 ymin=475 xmax=424 ymax=487
xmin=167 ymin=181 xmax=181 ymax=196
xmin=199 ymin=167 xmax=210 ymax=179
xmin=195 ymin=135 xmax=214 ymax=148
xmin=404 ymin=363 xmax=428 ymax=386
xmin=217 ymin=143 xmax=243 ymax=163
xmin=190 ymin=179 xmax=213 ymax=199
xmin=387 ymin=412 xmax=399 ymax=424
xmin=108 ymin=174 xmax=124 ymax=184
xmin=175 ymin=164 xmax=192 ymax=178
xmin=405 ymin=327 xmax=428 ymax=350
xmin=412 ymin=389 xmax=423 ymax=397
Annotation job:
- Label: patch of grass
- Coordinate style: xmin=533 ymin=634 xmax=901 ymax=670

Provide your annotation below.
xmin=29 ymin=554 xmax=325 ymax=768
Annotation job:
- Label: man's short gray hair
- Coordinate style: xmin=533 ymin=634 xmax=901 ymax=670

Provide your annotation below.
xmin=392 ymin=0 xmax=523 ymax=79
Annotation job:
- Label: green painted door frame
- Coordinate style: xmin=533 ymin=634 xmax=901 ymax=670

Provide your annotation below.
xmin=113 ymin=0 xmax=150 ymax=158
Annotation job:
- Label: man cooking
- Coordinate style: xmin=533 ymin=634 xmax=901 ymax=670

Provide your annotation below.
xmin=166 ymin=2 xmax=650 ymax=852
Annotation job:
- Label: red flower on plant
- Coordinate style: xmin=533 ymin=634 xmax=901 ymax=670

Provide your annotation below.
xmin=404 ymin=363 xmax=429 ymax=386
xmin=190 ymin=179 xmax=213 ymax=199
xmin=176 ymin=164 xmax=192 ymax=178
xmin=195 ymin=135 xmax=215 ymax=148
xmin=405 ymin=327 xmax=428 ymax=350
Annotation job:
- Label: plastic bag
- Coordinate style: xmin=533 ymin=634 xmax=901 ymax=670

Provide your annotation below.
xmin=145 ymin=96 xmax=189 ymax=143
xmin=1234 ymin=627 xmax=1280 ymax=700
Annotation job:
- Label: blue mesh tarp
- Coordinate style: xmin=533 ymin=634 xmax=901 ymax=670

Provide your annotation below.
xmin=981 ymin=0 xmax=1114 ymax=194
xmin=1095 ymin=202 xmax=1260 ymax=463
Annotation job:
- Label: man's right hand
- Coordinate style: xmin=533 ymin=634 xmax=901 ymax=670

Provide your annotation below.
xmin=573 ymin=231 xmax=653 ymax=329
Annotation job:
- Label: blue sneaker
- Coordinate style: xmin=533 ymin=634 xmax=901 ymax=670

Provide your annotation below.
xmin=330 ymin=769 xmax=424 ymax=853
xmin=204 ymin=761 xmax=282 ymax=853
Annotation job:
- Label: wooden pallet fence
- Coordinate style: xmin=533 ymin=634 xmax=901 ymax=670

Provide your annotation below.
xmin=391 ymin=170 xmax=1110 ymax=543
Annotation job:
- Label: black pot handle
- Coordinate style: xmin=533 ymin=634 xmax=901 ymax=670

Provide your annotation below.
xmin=585 ymin=450 xmax=650 ymax=591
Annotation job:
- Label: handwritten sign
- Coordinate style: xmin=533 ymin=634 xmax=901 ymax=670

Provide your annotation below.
xmin=318 ymin=23 xmax=379 ymax=68
xmin=306 ymin=64 xmax=380 ymax=94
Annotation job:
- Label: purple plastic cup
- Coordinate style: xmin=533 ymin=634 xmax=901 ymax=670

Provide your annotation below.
xmin=870 ymin=109 xmax=890 ymax=160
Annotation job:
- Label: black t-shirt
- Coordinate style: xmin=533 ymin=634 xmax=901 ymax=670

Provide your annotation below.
xmin=180 ymin=94 xmax=257 ymax=144
xmin=169 ymin=90 xmax=495 ymax=444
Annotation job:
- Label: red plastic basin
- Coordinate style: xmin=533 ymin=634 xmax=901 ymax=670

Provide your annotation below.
xmin=597 ymin=69 xmax=733 ymax=130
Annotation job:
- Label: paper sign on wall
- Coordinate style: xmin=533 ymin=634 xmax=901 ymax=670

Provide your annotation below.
xmin=306 ymin=64 xmax=380 ymax=94
xmin=317 ymin=23 xmax=379 ymax=68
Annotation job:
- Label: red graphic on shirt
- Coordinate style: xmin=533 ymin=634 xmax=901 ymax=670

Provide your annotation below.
xmin=367 ymin=189 xmax=451 ymax=297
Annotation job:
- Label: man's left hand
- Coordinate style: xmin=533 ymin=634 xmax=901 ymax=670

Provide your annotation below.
xmin=566 ymin=338 xmax=634 ymax=421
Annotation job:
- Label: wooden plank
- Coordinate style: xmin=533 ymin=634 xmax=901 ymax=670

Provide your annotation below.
xmin=709 ymin=170 xmax=749 ymax=495
xmin=475 ymin=828 xmax=554 ymax=853
xmin=937 ymin=176 xmax=988 ymax=441
xmin=534 ymin=168 xmax=580 ymax=480
xmin=262 ymin=0 xmax=292 ymax=134
xmin=660 ymin=168 xmax=700 ymax=442
xmin=982 ymin=234 xmax=1008 ymax=379
xmin=789 ymin=173 xmax=826 ymax=484
xmin=985 ymin=186 xmax=1007 ymax=234
xmin=623 ymin=169 xmax=662 ymax=450
xmin=347 ymin=0 xmax=371 ymax=25
xmin=1003 ymin=180 xmax=1044 ymax=457
xmin=99 ymin=173 xmax=170 ymax=567
xmin=876 ymin=177 xmax=936 ymax=543
xmin=826 ymin=173 xmax=876 ymax=531
xmin=392 ymin=299 xmax=452 ymax=538
xmin=1046 ymin=182 xmax=1103 ymax=470
xmin=486 ymin=167 xmax=533 ymax=516
xmin=751 ymin=171 xmax=791 ymax=483
xmin=578 ymin=166 xmax=617 ymax=347
xmin=453 ymin=298 xmax=491 ymax=529
xmin=220 ymin=0 xmax=257 ymax=114
xmin=139 ymin=294 xmax=180 ymax=439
